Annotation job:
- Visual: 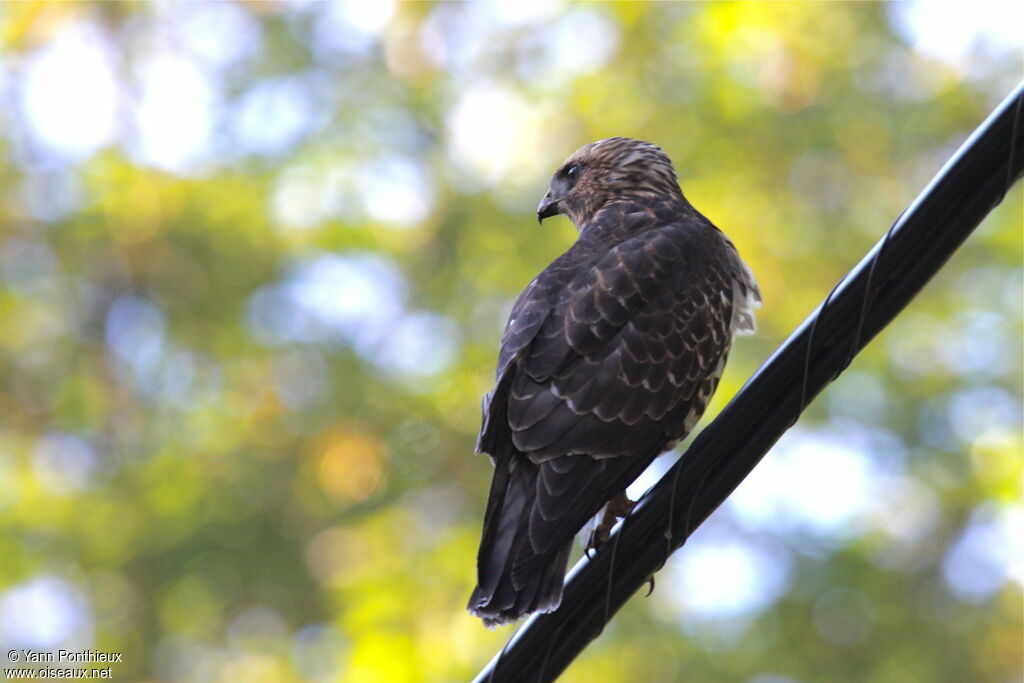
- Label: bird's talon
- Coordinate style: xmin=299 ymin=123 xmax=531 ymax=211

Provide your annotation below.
xmin=584 ymin=528 xmax=600 ymax=559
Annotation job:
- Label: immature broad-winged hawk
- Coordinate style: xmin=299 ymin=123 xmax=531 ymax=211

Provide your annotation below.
xmin=468 ymin=137 xmax=760 ymax=627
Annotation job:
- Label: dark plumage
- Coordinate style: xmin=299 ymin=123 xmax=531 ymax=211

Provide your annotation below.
xmin=468 ymin=137 xmax=760 ymax=627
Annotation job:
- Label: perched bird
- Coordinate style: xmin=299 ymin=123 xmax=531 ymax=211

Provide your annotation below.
xmin=468 ymin=137 xmax=760 ymax=627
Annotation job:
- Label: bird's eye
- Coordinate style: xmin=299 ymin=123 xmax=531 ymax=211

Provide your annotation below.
xmin=566 ymin=164 xmax=580 ymax=185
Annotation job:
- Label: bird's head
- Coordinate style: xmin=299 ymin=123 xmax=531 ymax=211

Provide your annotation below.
xmin=537 ymin=137 xmax=684 ymax=227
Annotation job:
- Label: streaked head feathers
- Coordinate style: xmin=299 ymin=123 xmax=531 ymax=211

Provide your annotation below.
xmin=537 ymin=137 xmax=684 ymax=226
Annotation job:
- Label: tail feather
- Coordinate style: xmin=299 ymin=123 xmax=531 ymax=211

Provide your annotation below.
xmin=468 ymin=445 xmax=660 ymax=627
xmin=468 ymin=456 xmax=572 ymax=628
xmin=475 ymin=460 xmax=525 ymax=600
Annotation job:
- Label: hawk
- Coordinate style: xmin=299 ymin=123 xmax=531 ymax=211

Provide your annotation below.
xmin=468 ymin=137 xmax=760 ymax=627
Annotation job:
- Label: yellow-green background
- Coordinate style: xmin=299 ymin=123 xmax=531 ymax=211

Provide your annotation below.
xmin=0 ymin=2 xmax=1020 ymax=682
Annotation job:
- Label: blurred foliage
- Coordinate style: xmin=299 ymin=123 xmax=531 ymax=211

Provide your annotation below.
xmin=0 ymin=2 xmax=1020 ymax=682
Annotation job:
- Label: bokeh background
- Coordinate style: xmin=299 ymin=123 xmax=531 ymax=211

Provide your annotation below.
xmin=0 ymin=2 xmax=1021 ymax=682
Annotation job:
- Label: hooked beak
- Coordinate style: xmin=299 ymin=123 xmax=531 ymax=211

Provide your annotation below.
xmin=536 ymin=193 xmax=561 ymax=224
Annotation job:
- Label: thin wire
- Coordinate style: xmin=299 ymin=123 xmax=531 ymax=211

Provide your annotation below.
xmin=682 ymin=462 xmax=715 ymax=541
xmin=661 ymin=452 xmax=684 ymax=569
xmin=603 ymin=522 xmax=624 ymax=627
xmin=537 ymin=619 xmax=567 ymax=683
xmin=799 ymin=274 xmax=846 ymax=414
xmin=845 ymin=211 xmax=902 ymax=370
xmin=649 ymin=447 xmax=715 ymax=589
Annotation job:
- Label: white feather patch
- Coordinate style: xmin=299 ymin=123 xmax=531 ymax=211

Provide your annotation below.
xmin=730 ymin=257 xmax=762 ymax=336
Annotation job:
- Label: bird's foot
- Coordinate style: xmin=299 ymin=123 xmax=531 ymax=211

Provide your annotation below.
xmin=585 ymin=493 xmax=636 ymax=556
